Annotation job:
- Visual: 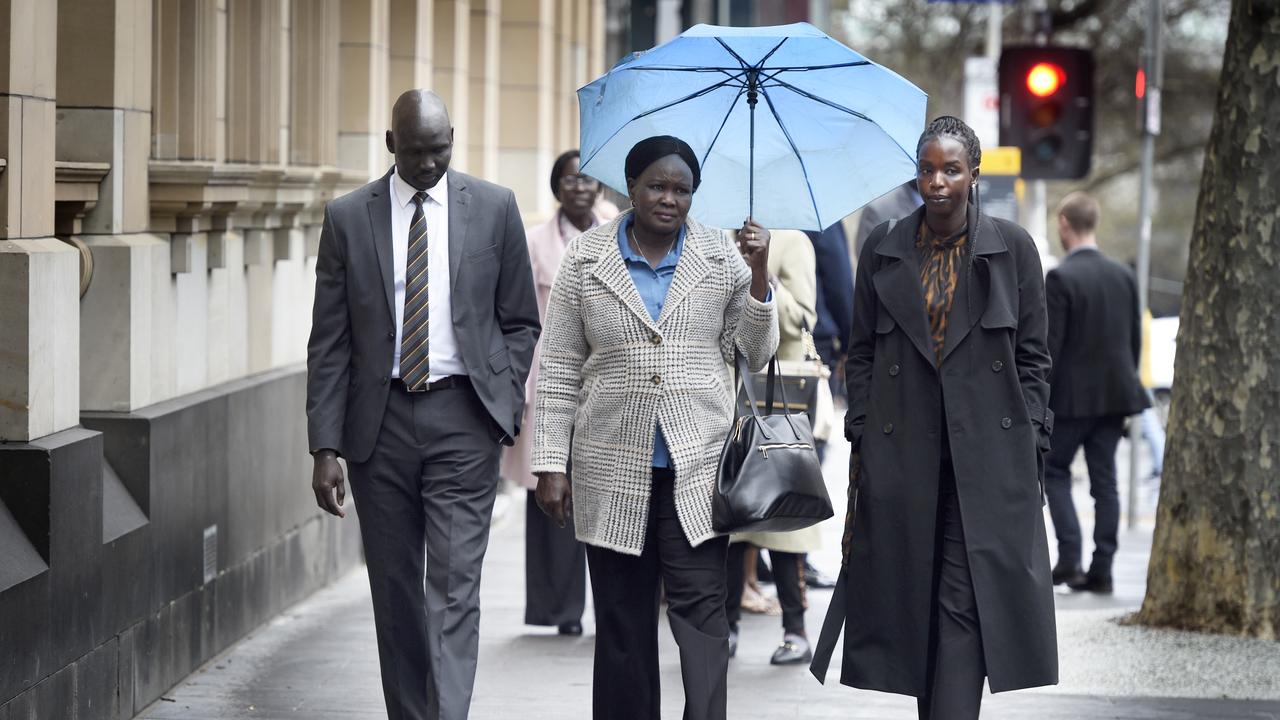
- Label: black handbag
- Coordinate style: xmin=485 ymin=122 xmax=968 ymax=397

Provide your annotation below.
xmin=713 ymin=351 xmax=833 ymax=534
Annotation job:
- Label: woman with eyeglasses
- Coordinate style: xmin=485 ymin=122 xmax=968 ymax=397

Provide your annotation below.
xmin=502 ymin=149 xmax=616 ymax=636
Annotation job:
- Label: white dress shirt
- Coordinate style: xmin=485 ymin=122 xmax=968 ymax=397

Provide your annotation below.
xmin=390 ymin=169 xmax=467 ymax=380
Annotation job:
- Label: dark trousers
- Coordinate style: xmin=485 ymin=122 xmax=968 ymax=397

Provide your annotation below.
xmin=918 ymin=458 xmax=986 ymax=720
xmin=1044 ymin=414 xmax=1125 ymax=575
xmin=725 ymin=544 xmax=806 ymax=635
xmin=347 ymin=381 xmax=501 ymax=720
xmin=524 ymin=490 xmax=586 ymax=626
xmin=585 ymin=468 xmax=730 ymax=720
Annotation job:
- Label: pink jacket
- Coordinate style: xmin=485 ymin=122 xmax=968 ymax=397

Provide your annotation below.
xmin=502 ymin=202 xmax=618 ymax=488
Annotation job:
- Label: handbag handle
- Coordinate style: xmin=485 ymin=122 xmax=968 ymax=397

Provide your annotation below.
xmin=734 ymin=350 xmax=801 ymax=438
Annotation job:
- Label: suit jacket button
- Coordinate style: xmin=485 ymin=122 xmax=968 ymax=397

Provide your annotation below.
xmin=1001 ymin=417 xmax=1012 ymax=429
xmin=991 ymin=360 xmax=1004 ymax=372
xmin=652 ymin=374 xmax=662 ymax=385
xmin=387 ymin=330 xmax=395 ymax=339
xmin=883 ymin=423 xmax=894 ymax=434
xmin=888 ymin=364 xmax=900 ymax=377
xmin=651 ymin=334 xmax=662 ymax=345
xmin=381 ymin=376 xmax=389 ymax=385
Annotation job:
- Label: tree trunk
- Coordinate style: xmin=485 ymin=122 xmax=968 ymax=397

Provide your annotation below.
xmin=1133 ymin=0 xmax=1280 ymax=639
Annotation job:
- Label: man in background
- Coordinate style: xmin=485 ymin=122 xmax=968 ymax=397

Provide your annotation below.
xmin=1043 ymin=192 xmax=1149 ymax=594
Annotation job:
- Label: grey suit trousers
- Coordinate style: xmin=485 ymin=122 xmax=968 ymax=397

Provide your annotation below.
xmin=348 ymin=380 xmax=501 ymax=720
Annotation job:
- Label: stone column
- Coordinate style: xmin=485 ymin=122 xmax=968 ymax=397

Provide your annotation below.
xmin=0 ymin=0 xmax=80 ymax=441
xmin=468 ymin=0 xmax=499 ymax=181
xmin=56 ymin=0 xmax=172 ymax=413
xmin=151 ymin=0 xmax=219 ymax=162
xmin=290 ymin=0 xmax=340 ymax=167
xmin=497 ymin=0 xmax=554 ymax=218
xmin=388 ymin=0 xmax=433 ymax=101
xmin=337 ymin=0 xmax=390 ymax=178
xmin=432 ymin=0 xmax=469 ymax=172
xmin=225 ymin=0 xmax=283 ymax=165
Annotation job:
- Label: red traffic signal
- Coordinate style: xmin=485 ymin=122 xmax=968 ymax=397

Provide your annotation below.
xmin=1027 ymin=62 xmax=1065 ymax=97
xmin=999 ymin=46 xmax=1094 ymax=180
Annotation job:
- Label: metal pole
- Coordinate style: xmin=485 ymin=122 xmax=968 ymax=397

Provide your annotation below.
xmin=986 ymin=2 xmax=1002 ymax=60
xmin=1129 ymin=0 xmax=1162 ymax=529
xmin=1027 ymin=0 xmax=1050 ymax=259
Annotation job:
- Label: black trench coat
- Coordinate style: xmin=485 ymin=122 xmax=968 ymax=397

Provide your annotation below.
xmin=816 ymin=205 xmax=1058 ymax=696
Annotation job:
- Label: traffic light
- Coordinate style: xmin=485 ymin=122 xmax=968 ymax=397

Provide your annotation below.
xmin=998 ymin=46 xmax=1094 ymax=180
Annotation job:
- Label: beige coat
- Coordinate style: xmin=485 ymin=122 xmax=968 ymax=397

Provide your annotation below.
xmin=734 ymin=229 xmax=825 ymax=554
xmin=531 ymin=211 xmax=778 ymax=555
xmin=501 ymin=204 xmax=616 ymax=489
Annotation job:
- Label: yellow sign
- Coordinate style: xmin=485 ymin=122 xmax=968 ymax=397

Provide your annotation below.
xmin=983 ymin=147 xmax=1022 ymax=176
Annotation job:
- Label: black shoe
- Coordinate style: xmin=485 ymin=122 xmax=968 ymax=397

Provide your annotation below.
xmin=769 ymin=634 xmax=812 ymax=665
xmin=1067 ymin=573 xmax=1114 ymax=594
xmin=557 ymin=621 xmax=583 ymax=636
xmin=804 ymin=561 xmax=837 ymax=589
xmin=728 ymin=624 xmax=739 ymax=659
xmin=1051 ymin=562 xmax=1086 ymax=586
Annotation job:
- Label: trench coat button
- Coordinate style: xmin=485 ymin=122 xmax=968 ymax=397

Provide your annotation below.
xmin=651 ymin=374 xmax=662 ymax=385
xmin=651 ymin=334 xmax=662 ymax=345
xmin=991 ymin=360 xmax=1004 ymax=372
xmin=883 ymin=423 xmax=894 ymax=434
xmin=888 ymin=364 xmax=900 ymax=377
xmin=1001 ymin=417 xmax=1013 ymax=429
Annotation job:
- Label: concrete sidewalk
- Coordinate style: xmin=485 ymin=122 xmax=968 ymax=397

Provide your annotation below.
xmin=139 ymin=434 xmax=1280 ymax=719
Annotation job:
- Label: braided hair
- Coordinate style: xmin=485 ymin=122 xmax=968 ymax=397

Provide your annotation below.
xmin=917 ymin=115 xmax=983 ymax=321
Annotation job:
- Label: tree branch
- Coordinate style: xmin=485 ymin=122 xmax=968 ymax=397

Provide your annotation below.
xmin=1083 ymin=137 xmax=1209 ymax=191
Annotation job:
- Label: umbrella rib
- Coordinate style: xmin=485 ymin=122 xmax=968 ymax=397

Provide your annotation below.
xmin=578 ymin=74 xmax=747 ymax=172
xmin=630 ymin=74 xmax=748 ymax=122
xmin=698 ymin=84 xmax=749 ymax=176
xmin=769 ymin=78 xmax=917 ymax=163
xmin=758 ymin=86 xmax=825 ymax=230
xmin=714 ymin=37 xmax=752 ymax=70
xmin=754 ymin=38 xmax=788 ymax=68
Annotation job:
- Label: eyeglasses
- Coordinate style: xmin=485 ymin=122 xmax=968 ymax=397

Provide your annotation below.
xmin=558 ymin=174 xmax=599 ymax=189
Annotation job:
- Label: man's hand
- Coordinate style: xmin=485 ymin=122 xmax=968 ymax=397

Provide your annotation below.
xmin=312 ymin=450 xmax=347 ymax=518
xmin=535 ymin=472 xmax=572 ymax=528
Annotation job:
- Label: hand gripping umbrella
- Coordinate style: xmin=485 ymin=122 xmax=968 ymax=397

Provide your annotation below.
xmin=578 ymin=23 xmax=927 ymax=231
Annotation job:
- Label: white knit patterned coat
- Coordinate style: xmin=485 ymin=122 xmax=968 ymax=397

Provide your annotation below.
xmin=531 ymin=210 xmax=779 ymax=555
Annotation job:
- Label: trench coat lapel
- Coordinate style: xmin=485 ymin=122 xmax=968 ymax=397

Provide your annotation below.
xmin=872 ymin=210 xmax=936 ymax=367
xmin=657 ymin=221 xmax=715 ymax=327
xmin=586 ymin=212 xmax=660 ymax=333
xmin=940 ymin=208 xmax=1008 ymax=364
xmin=447 ymin=172 xmax=471 ymax=290
xmin=365 ymin=169 xmax=397 ymax=324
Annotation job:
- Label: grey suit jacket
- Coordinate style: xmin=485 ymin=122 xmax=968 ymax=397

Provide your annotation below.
xmin=307 ymin=168 xmax=540 ymax=463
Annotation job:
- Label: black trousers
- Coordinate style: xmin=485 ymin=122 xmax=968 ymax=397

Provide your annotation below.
xmin=524 ymin=490 xmax=586 ymax=626
xmin=347 ymin=381 xmax=501 ymax=720
xmin=585 ymin=468 xmax=730 ymax=720
xmin=918 ymin=449 xmax=986 ymax=720
xmin=1044 ymin=414 xmax=1125 ymax=575
xmin=725 ymin=544 xmax=806 ymax=635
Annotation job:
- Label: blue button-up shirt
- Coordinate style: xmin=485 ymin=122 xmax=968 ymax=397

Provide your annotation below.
xmin=618 ymin=215 xmax=685 ymax=468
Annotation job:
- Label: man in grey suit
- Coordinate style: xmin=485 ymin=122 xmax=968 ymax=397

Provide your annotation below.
xmin=306 ymin=89 xmax=539 ymax=720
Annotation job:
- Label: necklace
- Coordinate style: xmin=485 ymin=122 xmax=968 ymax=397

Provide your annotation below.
xmin=628 ymin=223 xmax=677 ymax=265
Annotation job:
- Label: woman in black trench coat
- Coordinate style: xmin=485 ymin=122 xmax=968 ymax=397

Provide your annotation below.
xmin=812 ymin=116 xmax=1058 ymax=719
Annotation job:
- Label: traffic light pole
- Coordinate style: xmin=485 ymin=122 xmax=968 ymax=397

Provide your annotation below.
xmin=1129 ymin=0 xmax=1162 ymax=529
xmin=1026 ymin=0 xmax=1050 ymax=260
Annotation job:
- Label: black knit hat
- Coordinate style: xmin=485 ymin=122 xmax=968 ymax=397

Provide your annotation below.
xmin=624 ymin=135 xmax=701 ymax=191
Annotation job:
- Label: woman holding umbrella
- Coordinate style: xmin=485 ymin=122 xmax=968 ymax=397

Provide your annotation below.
xmin=531 ymin=134 xmax=778 ymax=720
xmin=812 ymin=116 xmax=1058 ymax=719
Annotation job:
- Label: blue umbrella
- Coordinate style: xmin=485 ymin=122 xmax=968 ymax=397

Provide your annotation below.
xmin=578 ymin=23 xmax=927 ymax=231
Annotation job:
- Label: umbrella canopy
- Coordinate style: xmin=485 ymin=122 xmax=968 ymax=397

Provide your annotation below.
xmin=578 ymin=23 xmax=927 ymax=231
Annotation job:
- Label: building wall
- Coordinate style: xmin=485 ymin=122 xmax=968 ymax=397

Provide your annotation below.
xmin=0 ymin=0 xmax=604 ymax=715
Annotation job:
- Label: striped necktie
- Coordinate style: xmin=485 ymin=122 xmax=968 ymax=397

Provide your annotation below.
xmin=400 ymin=190 xmax=431 ymax=390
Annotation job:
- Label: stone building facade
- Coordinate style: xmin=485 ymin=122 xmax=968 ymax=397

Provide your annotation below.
xmin=0 ymin=1 xmax=604 ymax=716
